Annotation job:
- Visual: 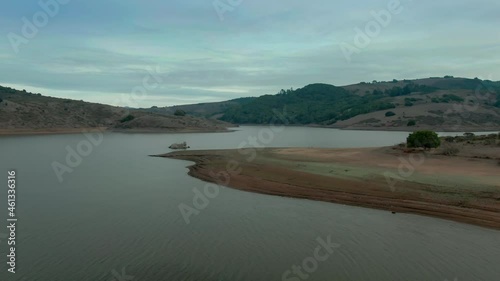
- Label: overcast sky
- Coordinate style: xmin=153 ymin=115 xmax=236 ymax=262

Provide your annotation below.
xmin=1 ymin=0 xmax=499 ymax=107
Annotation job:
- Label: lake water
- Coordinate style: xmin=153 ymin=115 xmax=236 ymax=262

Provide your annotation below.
xmin=0 ymin=126 xmax=499 ymax=281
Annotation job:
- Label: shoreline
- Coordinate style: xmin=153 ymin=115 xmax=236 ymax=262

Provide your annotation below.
xmin=157 ymin=147 xmax=500 ymax=230
xmin=219 ymin=124 xmax=499 ymax=133
xmin=1 ymin=125 xmax=497 ymax=136
xmin=0 ymin=127 xmax=109 ymax=136
xmin=0 ymin=127 xmax=233 ymax=136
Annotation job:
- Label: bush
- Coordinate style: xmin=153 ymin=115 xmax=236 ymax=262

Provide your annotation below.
xmin=441 ymin=145 xmax=460 ymax=156
xmin=0 ymin=98 xmax=2 ymax=103
xmin=444 ymin=136 xmax=455 ymax=143
xmin=174 ymin=109 xmax=186 ymax=116
xmin=484 ymin=139 xmax=495 ymax=145
xmin=120 ymin=114 xmax=135 ymax=123
xmin=385 ymin=111 xmax=396 ymax=117
xmin=407 ymin=130 xmax=441 ymax=149
xmin=407 ymin=120 xmax=416 ymax=126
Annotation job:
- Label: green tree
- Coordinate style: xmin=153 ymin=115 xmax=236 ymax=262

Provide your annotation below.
xmin=120 ymin=114 xmax=135 ymax=123
xmin=407 ymin=120 xmax=416 ymax=126
xmin=174 ymin=109 xmax=186 ymax=116
xmin=407 ymin=131 xmax=441 ymax=149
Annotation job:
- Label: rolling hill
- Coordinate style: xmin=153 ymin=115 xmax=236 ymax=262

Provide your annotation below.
xmin=2 ymin=76 xmax=499 ymax=134
xmin=0 ymin=86 xmax=231 ymax=134
xmin=153 ymin=77 xmax=500 ymax=131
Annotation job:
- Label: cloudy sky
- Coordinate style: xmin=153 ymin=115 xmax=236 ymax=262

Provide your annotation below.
xmin=1 ymin=0 xmax=499 ymax=107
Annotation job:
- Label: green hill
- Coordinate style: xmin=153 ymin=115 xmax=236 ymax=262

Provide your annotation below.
xmin=159 ymin=77 xmax=500 ymax=131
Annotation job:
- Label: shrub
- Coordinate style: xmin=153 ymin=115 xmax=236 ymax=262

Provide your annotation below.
xmin=120 ymin=114 xmax=135 ymax=123
xmin=385 ymin=111 xmax=396 ymax=117
xmin=174 ymin=109 xmax=186 ymax=116
xmin=463 ymin=132 xmax=475 ymax=139
xmin=0 ymin=98 xmax=2 ymax=103
xmin=441 ymin=145 xmax=460 ymax=156
xmin=484 ymin=139 xmax=495 ymax=145
xmin=407 ymin=130 xmax=441 ymax=149
xmin=407 ymin=120 xmax=416 ymax=126
xmin=444 ymin=136 xmax=455 ymax=143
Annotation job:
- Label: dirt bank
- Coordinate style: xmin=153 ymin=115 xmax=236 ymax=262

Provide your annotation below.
xmin=156 ymin=147 xmax=500 ymax=230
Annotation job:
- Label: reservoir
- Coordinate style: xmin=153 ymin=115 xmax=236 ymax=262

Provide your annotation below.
xmin=0 ymin=126 xmax=498 ymax=281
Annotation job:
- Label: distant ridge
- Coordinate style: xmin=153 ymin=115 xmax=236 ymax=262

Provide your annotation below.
xmin=149 ymin=77 xmax=500 ymax=131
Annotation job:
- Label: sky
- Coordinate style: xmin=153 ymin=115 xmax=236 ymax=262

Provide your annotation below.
xmin=0 ymin=0 xmax=499 ymax=107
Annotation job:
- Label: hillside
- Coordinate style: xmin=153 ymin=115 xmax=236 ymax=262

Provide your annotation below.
xmin=158 ymin=77 xmax=500 ymax=131
xmin=0 ymin=86 xmax=231 ymax=135
xmin=144 ymin=97 xmax=255 ymax=120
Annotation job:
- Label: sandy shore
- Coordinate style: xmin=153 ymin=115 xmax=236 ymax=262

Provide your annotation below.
xmin=157 ymin=147 xmax=500 ymax=229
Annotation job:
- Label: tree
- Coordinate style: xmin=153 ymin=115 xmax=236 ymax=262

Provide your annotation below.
xmin=407 ymin=130 xmax=441 ymax=149
xmin=120 ymin=114 xmax=135 ymax=123
xmin=463 ymin=132 xmax=475 ymax=139
xmin=407 ymin=120 xmax=416 ymax=126
xmin=174 ymin=109 xmax=186 ymax=116
xmin=495 ymin=98 xmax=500 ymax=108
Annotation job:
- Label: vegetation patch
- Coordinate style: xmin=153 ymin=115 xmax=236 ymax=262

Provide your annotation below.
xmin=440 ymin=144 xmax=460 ymax=156
xmin=431 ymin=94 xmax=464 ymax=103
xmin=120 ymin=114 xmax=135 ymax=123
xmin=174 ymin=109 xmax=186 ymax=116
xmin=407 ymin=130 xmax=441 ymax=149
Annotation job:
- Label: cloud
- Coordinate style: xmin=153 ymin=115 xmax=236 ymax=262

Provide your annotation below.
xmin=0 ymin=0 xmax=499 ymax=106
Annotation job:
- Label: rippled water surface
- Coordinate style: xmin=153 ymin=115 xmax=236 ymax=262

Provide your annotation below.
xmin=0 ymin=127 xmax=498 ymax=281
